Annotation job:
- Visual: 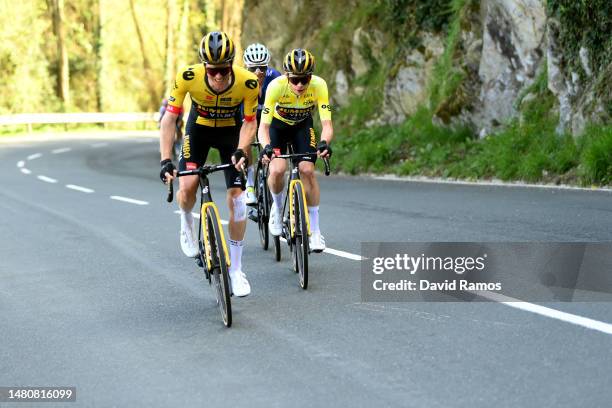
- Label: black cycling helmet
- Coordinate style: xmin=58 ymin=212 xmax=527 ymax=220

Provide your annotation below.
xmin=199 ymin=31 xmax=235 ymax=64
xmin=283 ymin=48 xmax=315 ymax=75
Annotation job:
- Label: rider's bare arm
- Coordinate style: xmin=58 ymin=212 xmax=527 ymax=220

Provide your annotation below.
xmin=160 ymin=111 xmax=179 ymax=161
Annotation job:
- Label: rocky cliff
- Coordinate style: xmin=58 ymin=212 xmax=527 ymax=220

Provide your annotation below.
xmin=240 ymin=0 xmax=610 ymax=137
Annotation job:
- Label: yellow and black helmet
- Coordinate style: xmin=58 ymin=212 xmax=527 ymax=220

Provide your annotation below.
xmin=283 ymin=48 xmax=315 ymax=75
xmin=198 ymin=31 xmax=235 ymax=64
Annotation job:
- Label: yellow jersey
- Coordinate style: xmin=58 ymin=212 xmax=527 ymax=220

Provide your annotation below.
xmin=260 ymin=75 xmax=332 ymax=126
xmin=167 ymin=64 xmax=259 ymax=127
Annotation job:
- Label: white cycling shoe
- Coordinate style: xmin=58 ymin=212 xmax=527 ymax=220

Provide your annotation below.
xmin=229 ymin=270 xmax=251 ymax=297
xmin=245 ymin=186 xmax=257 ymax=206
xmin=309 ymin=231 xmax=326 ymax=253
xmin=180 ymin=222 xmax=199 ymax=258
xmin=268 ymin=205 xmax=283 ymax=236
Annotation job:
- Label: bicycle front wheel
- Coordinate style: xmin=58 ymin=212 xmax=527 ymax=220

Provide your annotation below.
xmin=205 ymin=206 xmax=232 ymax=327
xmin=255 ymin=162 xmax=270 ymax=250
xmin=292 ymin=182 xmax=309 ymax=289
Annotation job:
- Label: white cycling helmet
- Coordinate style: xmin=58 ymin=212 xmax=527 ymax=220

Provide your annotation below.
xmin=243 ymin=43 xmax=271 ymax=67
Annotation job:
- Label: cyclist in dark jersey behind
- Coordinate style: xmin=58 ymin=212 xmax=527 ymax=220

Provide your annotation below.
xmin=241 ymin=43 xmax=281 ymax=206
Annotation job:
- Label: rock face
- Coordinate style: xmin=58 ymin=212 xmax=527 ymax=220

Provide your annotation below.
xmin=240 ymin=0 xmax=609 ymax=136
xmin=381 ymin=34 xmax=445 ymax=124
xmin=475 ymin=0 xmax=547 ymax=134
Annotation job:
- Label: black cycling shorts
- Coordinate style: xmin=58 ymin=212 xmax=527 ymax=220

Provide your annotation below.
xmin=179 ymin=120 xmax=242 ymax=189
xmin=269 ymin=117 xmax=318 ymax=164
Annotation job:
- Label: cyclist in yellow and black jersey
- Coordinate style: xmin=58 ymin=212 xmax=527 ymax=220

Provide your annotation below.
xmin=159 ymin=31 xmax=258 ymax=297
xmin=258 ymin=48 xmax=334 ymax=252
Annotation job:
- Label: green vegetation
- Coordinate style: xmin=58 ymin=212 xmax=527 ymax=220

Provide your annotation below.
xmin=547 ymin=0 xmax=611 ymax=79
xmin=330 ymin=0 xmax=611 ymax=187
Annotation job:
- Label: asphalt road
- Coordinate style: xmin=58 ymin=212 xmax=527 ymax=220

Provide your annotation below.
xmin=1 ymin=133 xmax=611 ymax=407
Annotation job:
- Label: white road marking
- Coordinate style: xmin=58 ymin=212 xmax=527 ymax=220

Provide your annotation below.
xmin=52 ymin=147 xmax=72 ymax=154
xmin=20 ymin=168 xmax=32 ymax=175
xmin=91 ymin=142 xmax=108 ymax=148
xmin=66 ymin=184 xmax=95 ymax=193
xmin=324 ymin=247 xmax=365 ymax=261
xmin=27 ymin=153 xmax=42 ymax=160
xmin=110 ymin=196 xmax=149 ymax=205
xmin=37 ymin=175 xmax=58 ymax=183
xmin=471 ymin=291 xmax=612 ymax=336
xmin=17 ymin=161 xmax=25 ymax=168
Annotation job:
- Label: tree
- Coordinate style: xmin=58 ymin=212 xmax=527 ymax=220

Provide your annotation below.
xmin=48 ymin=0 xmax=71 ymax=109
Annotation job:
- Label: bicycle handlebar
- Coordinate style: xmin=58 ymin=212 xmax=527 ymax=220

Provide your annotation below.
xmin=165 ymin=163 xmax=246 ymax=203
xmin=272 ymin=153 xmax=331 ymax=176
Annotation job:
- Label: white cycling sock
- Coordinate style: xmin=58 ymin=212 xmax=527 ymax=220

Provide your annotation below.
xmin=180 ymin=208 xmax=194 ymax=229
xmin=229 ymin=239 xmax=243 ymax=273
xmin=271 ymin=190 xmax=286 ymax=211
xmin=247 ymin=166 xmax=255 ymax=187
xmin=308 ymin=206 xmax=320 ymax=233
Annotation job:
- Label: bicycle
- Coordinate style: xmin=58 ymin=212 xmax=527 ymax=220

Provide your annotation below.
xmin=271 ymin=150 xmax=330 ymax=289
xmin=249 ymin=142 xmax=276 ymax=253
xmin=166 ymin=163 xmax=242 ymax=327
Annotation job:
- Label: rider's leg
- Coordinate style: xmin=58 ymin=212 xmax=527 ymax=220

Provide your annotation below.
xmin=268 ymin=158 xmax=287 ymax=209
xmin=219 ymin=138 xmax=251 ymax=296
xmin=298 ymin=161 xmax=321 ymax=234
xmin=177 ymin=131 xmax=208 ymax=257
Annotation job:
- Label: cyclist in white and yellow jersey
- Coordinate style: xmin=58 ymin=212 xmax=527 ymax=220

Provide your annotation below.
xmin=257 ymin=48 xmax=333 ymax=252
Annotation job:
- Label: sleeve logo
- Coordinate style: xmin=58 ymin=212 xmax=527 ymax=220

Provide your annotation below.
xmin=183 ymin=70 xmax=195 ymax=81
xmin=245 ymin=79 xmax=258 ymax=89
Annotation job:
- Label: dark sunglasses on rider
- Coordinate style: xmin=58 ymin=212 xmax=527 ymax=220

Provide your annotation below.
xmin=247 ymin=65 xmax=267 ymax=73
xmin=206 ymin=65 xmax=232 ymax=76
xmin=287 ymin=75 xmax=311 ymax=86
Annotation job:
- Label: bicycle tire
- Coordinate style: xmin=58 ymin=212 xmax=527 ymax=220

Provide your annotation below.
xmin=273 ymin=235 xmax=281 ymax=261
xmin=255 ymin=163 xmax=269 ymax=250
xmin=205 ymin=207 xmax=232 ymax=327
xmin=292 ymin=182 xmax=309 ymax=289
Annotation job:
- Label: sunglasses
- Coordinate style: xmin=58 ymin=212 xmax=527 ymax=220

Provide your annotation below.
xmin=288 ymin=75 xmax=311 ymax=86
xmin=247 ymin=65 xmax=267 ymax=73
xmin=206 ymin=65 xmax=232 ymax=76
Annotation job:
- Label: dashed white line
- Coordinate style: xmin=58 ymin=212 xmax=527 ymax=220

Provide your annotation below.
xmin=323 ymin=247 xmax=364 ymax=261
xmin=472 ymin=291 xmax=612 ymax=336
xmin=52 ymin=147 xmax=72 ymax=154
xmin=66 ymin=184 xmax=95 ymax=193
xmin=27 ymin=153 xmax=42 ymax=160
xmin=20 ymin=168 xmax=32 ymax=175
xmin=17 ymin=161 xmax=25 ymax=168
xmin=91 ymin=142 xmax=108 ymax=148
xmin=110 ymin=196 xmax=149 ymax=205
xmin=37 ymin=175 xmax=58 ymax=183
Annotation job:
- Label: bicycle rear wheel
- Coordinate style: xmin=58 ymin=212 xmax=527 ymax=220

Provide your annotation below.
xmin=292 ymin=182 xmax=309 ymax=289
xmin=255 ymin=163 xmax=269 ymax=250
xmin=205 ymin=207 xmax=232 ymax=327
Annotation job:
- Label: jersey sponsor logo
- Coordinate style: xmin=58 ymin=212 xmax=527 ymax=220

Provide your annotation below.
xmin=263 ymin=107 xmax=270 ymax=115
xmin=245 ymin=79 xmax=258 ymax=89
xmin=321 ymin=104 xmax=332 ymax=112
xmin=186 ymin=162 xmax=197 ymax=170
xmin=276 ymin=106 xmax=313 ymax=121
xmin=196 ymin=105 xmax=239 ymax=119
xmin=168 ymin=96 xmax=176 ymax=102
xmin=183 ymin=70 xmax=195 ymax=81
xmin=173 ymin=80 xmax=178 ymax=90
xmin=309 ymin=128 xmax=316 ymax=148
xmin=182 ymin=134 xmax=191 ymax=159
